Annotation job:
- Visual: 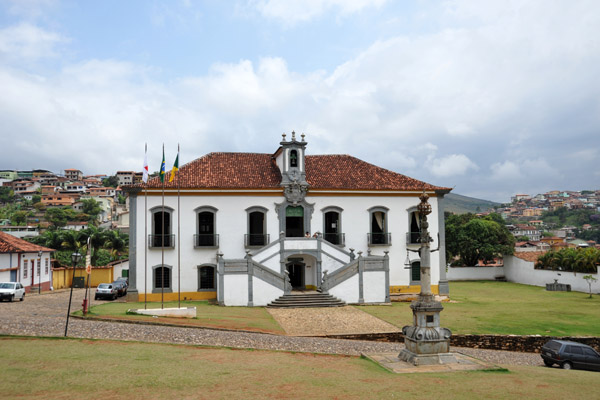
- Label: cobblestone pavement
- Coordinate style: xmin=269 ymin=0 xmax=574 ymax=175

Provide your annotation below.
xmin=0 ymin=289 xmax=543 ymax=367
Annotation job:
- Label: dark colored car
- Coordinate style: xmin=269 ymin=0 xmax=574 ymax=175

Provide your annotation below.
xmin=95 ymin=283 xmax=118 ymax=300
xmin=541 ymin=340 xmax=600 ymax=371
xmin=111 ymin=281 xmax=126 ymax=297
xmin=114 ymin=277 xmax=128 ymax=290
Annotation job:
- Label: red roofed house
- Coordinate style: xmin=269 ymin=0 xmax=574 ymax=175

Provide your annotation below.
xmin=124 ymin=134 xmax=451 ymax=305
xmin=0 ymin=231 xmax=54 ymax=293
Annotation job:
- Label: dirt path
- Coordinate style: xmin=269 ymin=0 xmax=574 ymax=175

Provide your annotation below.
xmin=268 ymin=306 xmax=400 ymax=336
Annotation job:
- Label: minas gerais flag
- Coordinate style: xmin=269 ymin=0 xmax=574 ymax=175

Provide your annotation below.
xmin=169 ymin=145 xmax=179 ymax=182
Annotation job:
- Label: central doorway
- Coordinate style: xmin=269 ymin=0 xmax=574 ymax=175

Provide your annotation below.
xmin=286 ymin=259 xmax=305 ymax=290
xmin=285 ymin=206 xmax=304 ymax=237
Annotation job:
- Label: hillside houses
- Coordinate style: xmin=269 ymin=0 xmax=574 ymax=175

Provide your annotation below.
xmin=1 ymin=169 xmax=128 ymax=232
xmin=498 ymin=190 xmax=600 ymax=221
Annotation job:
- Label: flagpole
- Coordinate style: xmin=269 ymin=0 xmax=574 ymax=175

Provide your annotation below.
xmin=161 ymin=144 xmax=165 ymax=310
xmin=144 ymin=143 xmax=148 ymax=310
xmin=177 ymin=143 xmax=181 ymax=309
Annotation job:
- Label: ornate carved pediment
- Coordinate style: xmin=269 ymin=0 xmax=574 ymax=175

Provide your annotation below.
xmin=283 ymin=181 xmax=308 ymax=205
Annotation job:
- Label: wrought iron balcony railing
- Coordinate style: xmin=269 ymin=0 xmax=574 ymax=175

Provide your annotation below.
xmin=194 ymin=234 xmax=219 ymax=248
xmin=368 ymin=232 xmax=391 ymax=246
xmin=244 ymin=234 xmax=270 ymax=247
xmin=148 ymin=234 xmax=175 ymax=248
xmin=323 ymin=232 xmax=345 ymax=246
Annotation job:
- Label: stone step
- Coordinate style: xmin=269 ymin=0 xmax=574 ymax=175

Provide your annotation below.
xmin=267 ymin=293 xmax=346 ymax=308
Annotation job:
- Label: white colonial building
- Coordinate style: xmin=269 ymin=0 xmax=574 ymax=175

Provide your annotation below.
xmin=0 ymin=231 xmax=54 ymax=293
xmin=126 ymin=134 xmax=451 ymax=306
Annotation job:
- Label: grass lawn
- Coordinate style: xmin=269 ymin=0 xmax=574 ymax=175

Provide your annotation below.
xmin=357 ymin=281 xmax=600 ymax=336
xmin=2 ymin=337 xmax=599 ymax=400
xmin=75 ymin=300 xmax=285 ymax=334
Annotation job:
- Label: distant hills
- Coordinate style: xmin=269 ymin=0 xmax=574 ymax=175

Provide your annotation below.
xmin=443 ymin=193 xmax=501 ymax=214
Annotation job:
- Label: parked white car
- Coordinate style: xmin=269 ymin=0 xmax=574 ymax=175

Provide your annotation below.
xmin=0 ymin=282 xmax=25 ymax=302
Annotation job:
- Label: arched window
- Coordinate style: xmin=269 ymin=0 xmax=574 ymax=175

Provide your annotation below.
xmin=153 ymin=264 xmax=172 ymax=292
xmin=195 ymin=206 xmax=218 ymax=248
xmin=322 ymin=206 xmax=344 ymax=246
xmin=150 ymin=206 xmax=174 ymax=248
xmin=368 ymin=206 xmax=390 ymax=245
xmin=246 ymin=206 xmax=268 ymax=247
xmin=198 ymin=264 xmax=216 ymax=290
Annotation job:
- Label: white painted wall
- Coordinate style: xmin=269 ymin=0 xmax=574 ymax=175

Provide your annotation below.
xmin=223 ymin=275 xmax=248 ymax=306
xmin=252 ymin=278 xmax=284 ymax=306
xmin=112 ymin=260 xmax=129 ymax=281
xmin=504 ymin=255 xmax=598 ymax=294
xmin=448 ymin=256 xmax=600 ymax=294
xmin=363 ymin=271 xmax=386 ymax=303
xmin=447 ymin=266 xmax=504 ymax=281
xmin=329 ymin=274 xmax=360 ymax=304
xmin=17 ymin=252 xmax=52 ymax=287
xmin=132 ymin=191 xmax=443 ymax=296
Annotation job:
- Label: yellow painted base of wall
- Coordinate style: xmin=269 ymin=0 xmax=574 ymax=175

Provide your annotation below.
xmin=305 ymin=285 xmax=317 ymax=290
xmin=137 ymin=291 xmax=216 ymax=302
xmin=389 ymin=285 xmax=440 ymax=295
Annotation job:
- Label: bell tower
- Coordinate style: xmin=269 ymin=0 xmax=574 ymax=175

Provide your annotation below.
xmin=279 ymin=131 xmax=309 ymax=205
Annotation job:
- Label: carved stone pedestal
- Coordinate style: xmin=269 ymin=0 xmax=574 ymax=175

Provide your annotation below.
xmin=398 ymin=296 xmax=457 ymax=366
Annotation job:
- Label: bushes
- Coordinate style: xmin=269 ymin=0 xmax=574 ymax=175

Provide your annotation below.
xmin=535 ymin=247 xmax=599 ymax=273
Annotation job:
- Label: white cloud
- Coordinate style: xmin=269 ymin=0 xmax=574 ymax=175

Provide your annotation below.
xmin=1 ymin=0 xmax=599 ymax=203
xmin=0 ymin=23 xmax=66 ymax=61
xmin=490 ymin=160 xmax=521 ymax=181
xmin=248 ymin=0 xmax=387 ymax=25
xmin=428 ymin=154 xmax=478 ymax=177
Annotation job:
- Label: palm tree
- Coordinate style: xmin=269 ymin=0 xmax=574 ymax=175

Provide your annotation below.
xmin=80 ymin=226 xmax=107 ymax=266
xmin=103 ymin=230 xmax=128 ymax=261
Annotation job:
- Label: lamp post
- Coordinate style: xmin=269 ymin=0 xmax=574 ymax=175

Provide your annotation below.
xmin=65 ymin=252 xmax=82 ymax=337
xmin=37 ymin=250 xmax=42 ymax=294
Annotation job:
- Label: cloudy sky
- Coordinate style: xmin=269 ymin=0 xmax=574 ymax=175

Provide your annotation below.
xmin=1 ymin=0 xmax=599 ymax=202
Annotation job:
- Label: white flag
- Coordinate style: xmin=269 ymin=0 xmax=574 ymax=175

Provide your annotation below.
xmin=142 ymin=144 xmax=149 ymax=183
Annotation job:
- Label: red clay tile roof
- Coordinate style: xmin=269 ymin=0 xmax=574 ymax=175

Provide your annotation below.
xmin=0 ymin=231 xmax=55 ymax=253
xmin=131 ymin=152 xmax=450 ymax=192
xmin=514 ymin=251 xmax=547 ymax=262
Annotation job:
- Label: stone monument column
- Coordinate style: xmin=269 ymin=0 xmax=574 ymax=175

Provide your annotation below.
xmin=398 ymin=192 xmax=456 ymax=365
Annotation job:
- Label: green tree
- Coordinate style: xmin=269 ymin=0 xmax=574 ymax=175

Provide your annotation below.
xmin=516 ymin=235 xmax=530 ymax=242
xmin=102 ymin=175 xmax=119 ymax=188
xmin=45 ymin=208 xmax=69 ymax=228
xmin=446 ymin=213 xmax=515 ymax=266
xmin=583 ymin=275 xmax=598 ymax=298
xmin=81 ymin=199 xmax=103 ymax=223
xmin=32 ymin=194 xmax=41 ymax=204
xmin=103 ymin=229 xmax=128 ymax=260
xmin=11 ymin=210 xmax=28 ymax=225
xmin=0 ymin=187 xmax=14 ymax=203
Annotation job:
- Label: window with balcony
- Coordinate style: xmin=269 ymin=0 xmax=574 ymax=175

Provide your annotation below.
xmin=150 ymin=207 xmax=174 ymax=248
xmin=368 ymin=206 xmax=390 ymax=245
xmin=322 ymin=206 xmax=344 ymax=246
xmin=408 ymin=210 xmax=421 ymax=245
xmin=246 ymin=206 xmax=268 ymax=247
xmin=195 ymin=206 xmax=218 ymax=248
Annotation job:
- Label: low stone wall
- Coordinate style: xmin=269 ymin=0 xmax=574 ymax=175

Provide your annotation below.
xmin=324 ymin=332 xmax=600 ymax=353
xmin=450 ymin=335 xmax=600 ymax=353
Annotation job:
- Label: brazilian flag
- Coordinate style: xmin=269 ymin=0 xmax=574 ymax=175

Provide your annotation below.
xmin=160 ymin=146 xmax=166 ymax=183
